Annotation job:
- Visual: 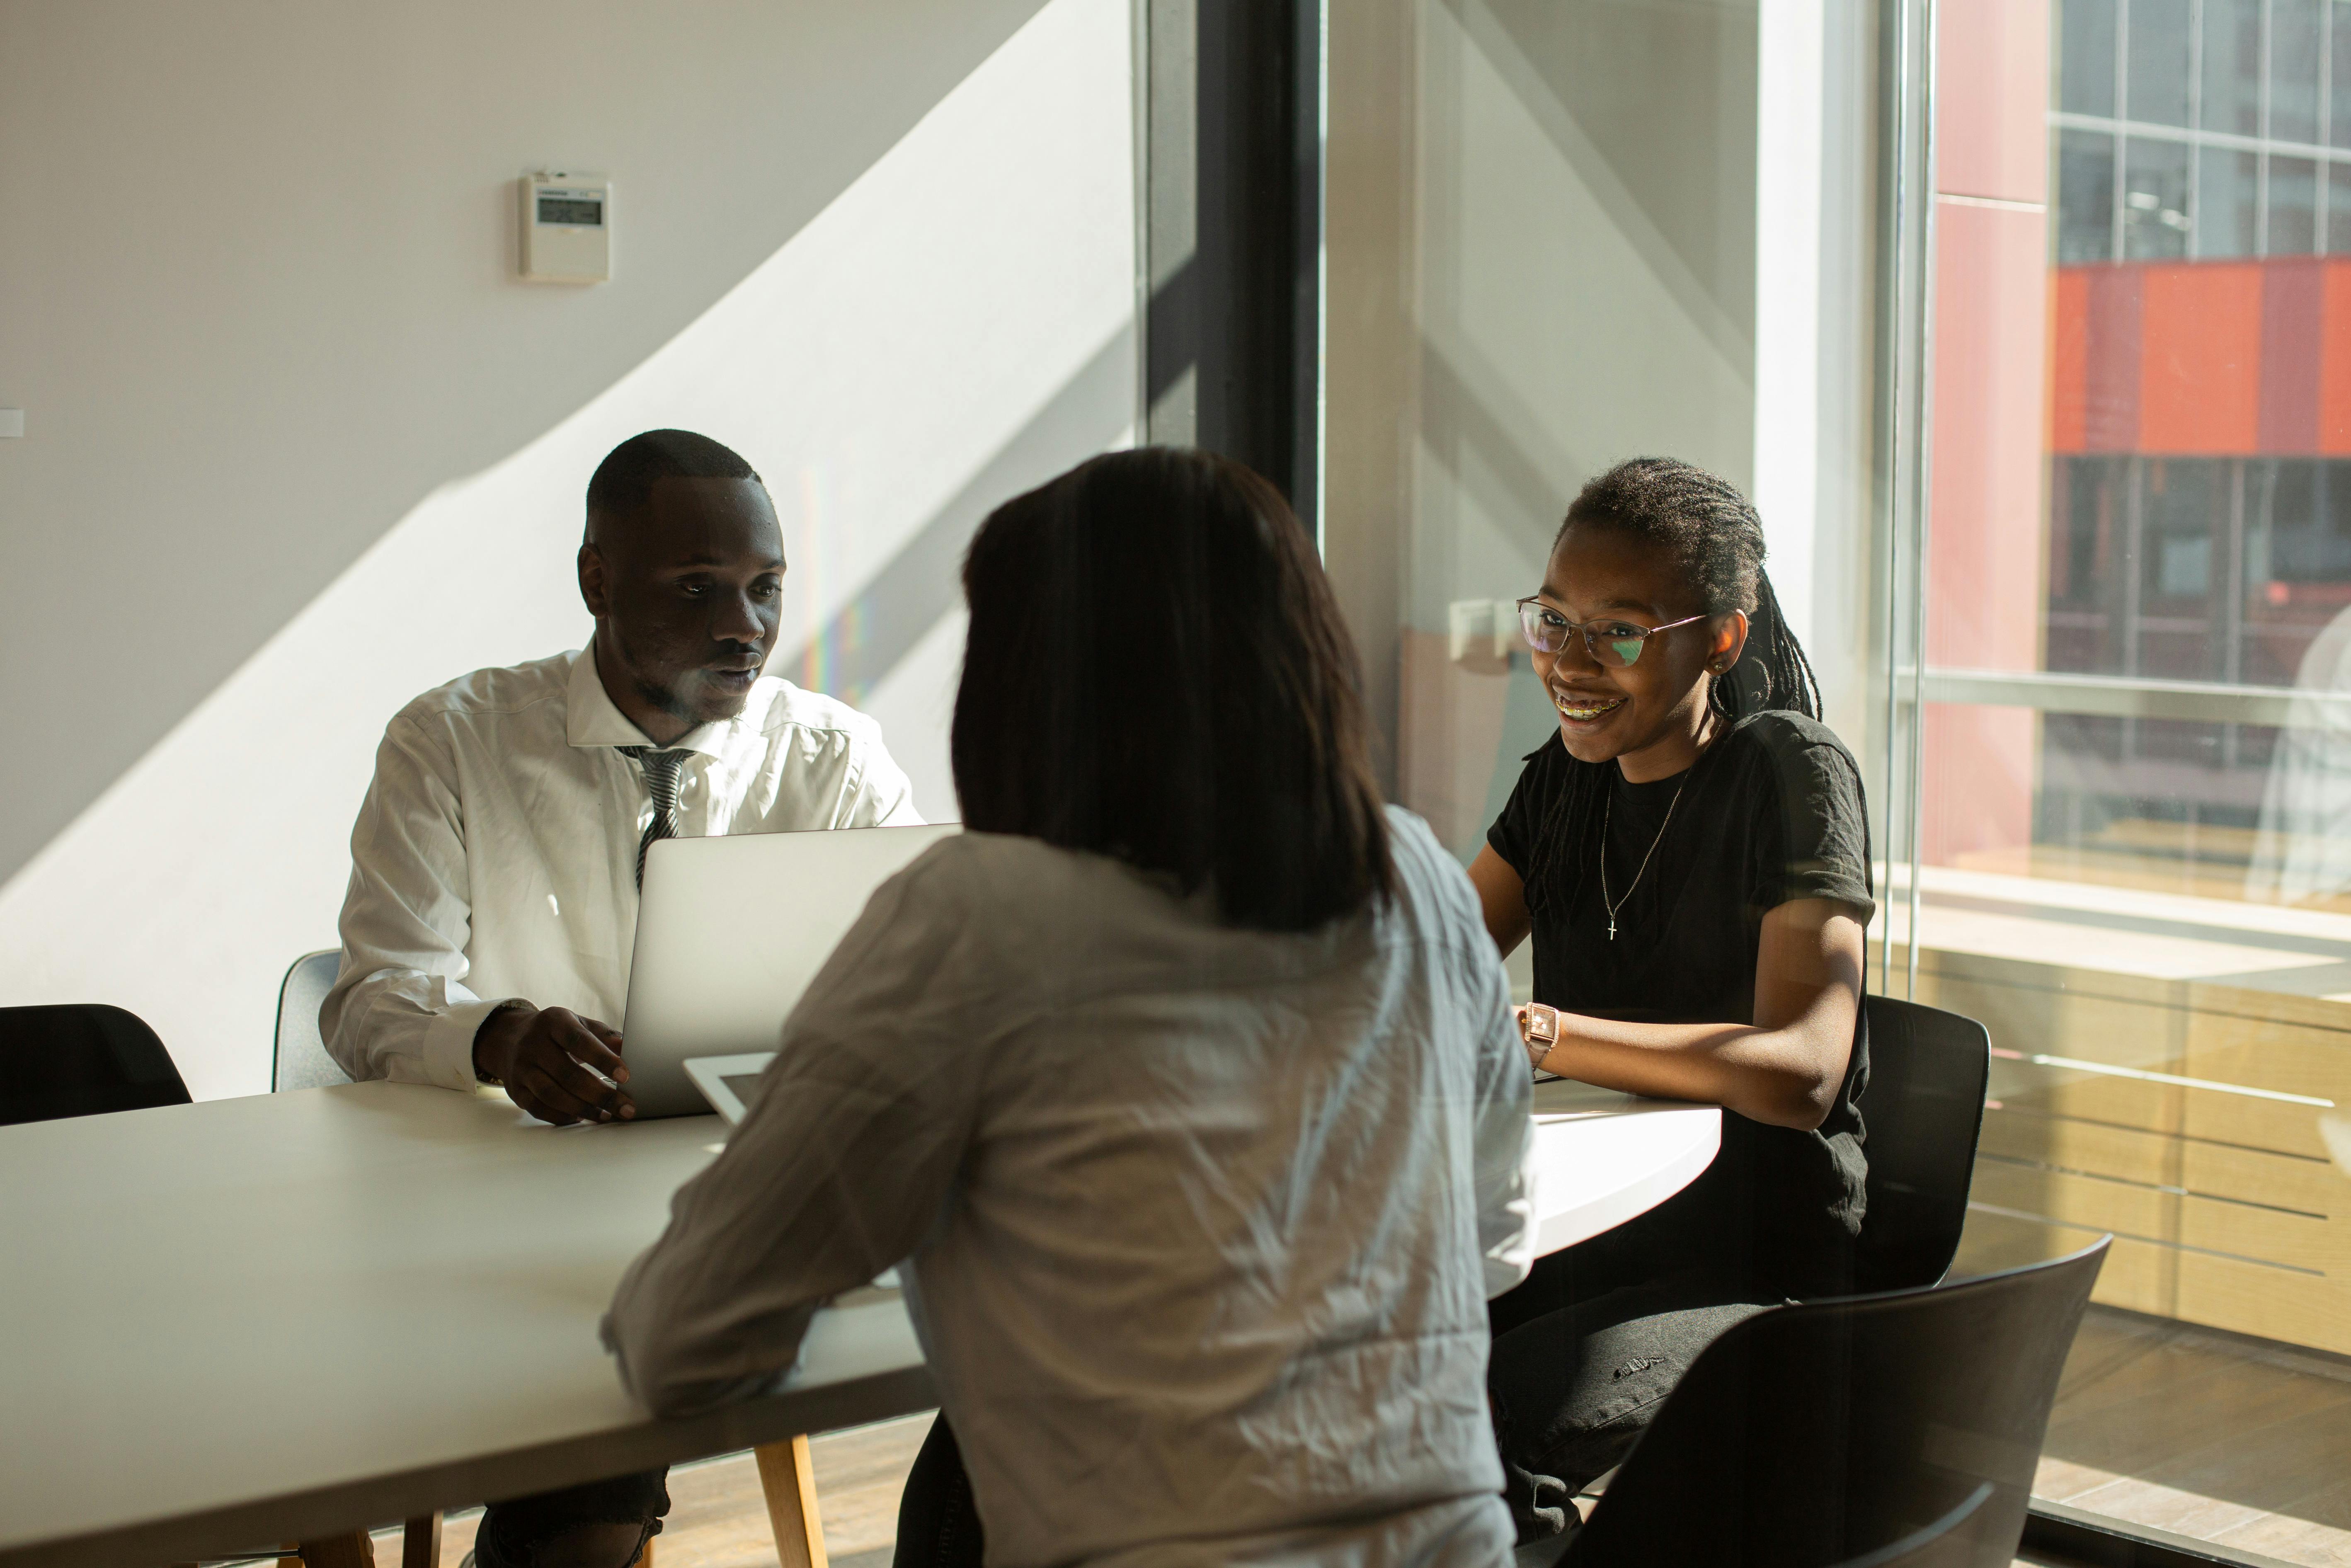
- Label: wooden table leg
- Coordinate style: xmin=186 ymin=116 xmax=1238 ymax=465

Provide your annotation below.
xmin=755 ymin=1435 xmax=829 ymax=1568
xmin=296 ymin=1532 xmax=376 ymax=1568
xmin=400 ymin=1512 xmax=441 ymax=1568
xmin=637 ymin=1538 xmax=656 ymax=1568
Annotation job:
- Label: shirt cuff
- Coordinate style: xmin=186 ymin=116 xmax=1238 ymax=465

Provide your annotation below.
xmin=425 ymin=996 xmax=519 ymax=1093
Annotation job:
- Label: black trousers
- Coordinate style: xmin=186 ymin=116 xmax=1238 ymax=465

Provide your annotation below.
xmin=1486 ymin=1236 xmax=1772 ymax=1545
xmin=892 ymin=1415 xmax=984 ymax=1568
xmin=470 ymin=1468 xmax=671 ymax=1568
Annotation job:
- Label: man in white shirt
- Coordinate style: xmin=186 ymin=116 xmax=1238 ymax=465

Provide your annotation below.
xmin=322 ymin=428 xmax=920 ymax=1568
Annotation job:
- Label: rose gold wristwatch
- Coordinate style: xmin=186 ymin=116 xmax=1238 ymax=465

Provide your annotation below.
xmin=1520 ymin=1003 xmax=1560 ymax=1072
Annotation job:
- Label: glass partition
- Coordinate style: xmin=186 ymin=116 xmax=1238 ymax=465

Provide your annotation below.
xmin=1328 ymin=0 xmax=2351 ymax=1558
xmin=1918 ymin=1 xmax=2351 ymax=1558
xmin=1325 ymin=0 xmax=1885 ymax=1008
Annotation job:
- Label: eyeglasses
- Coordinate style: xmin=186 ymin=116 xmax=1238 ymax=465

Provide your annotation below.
xmin=1514 ymin=598 xmax=1707 ymax=668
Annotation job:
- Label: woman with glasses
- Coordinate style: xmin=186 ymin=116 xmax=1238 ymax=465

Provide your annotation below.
xmin=604 ymin=448 xmax=1538 ymax=1568
xmin=1469 ymin=457 xmax=1874 ymax=1549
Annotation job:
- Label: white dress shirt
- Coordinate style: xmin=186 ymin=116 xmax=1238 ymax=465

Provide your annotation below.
xmin=323 ymin=641 xmax=921 ymax=1091
xmin=603 ymin=809 xmax=1534 ymax=1568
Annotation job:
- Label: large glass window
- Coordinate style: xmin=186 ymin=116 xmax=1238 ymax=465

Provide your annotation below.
xmin=1917 ymin=1 xmax=2351 ymax=1560
xmin=1328 ymin=1 xmax=2351 ymax=1558
xmin=2061 ymin=0 xmax=2351 ymax=260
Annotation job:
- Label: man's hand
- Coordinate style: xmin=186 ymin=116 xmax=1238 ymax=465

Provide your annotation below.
xmin=473 ymin=1003 xmax=634 ymax=1125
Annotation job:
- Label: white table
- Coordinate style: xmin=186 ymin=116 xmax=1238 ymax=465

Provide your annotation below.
xmin=0 ymin=1080 xmax=1716 ymax=1568
xmin=1527 ymin=1077 xmax=1721 ymax=1255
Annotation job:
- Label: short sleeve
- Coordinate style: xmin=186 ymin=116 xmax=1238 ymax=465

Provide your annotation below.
xmin=1752 ymin=716 xmax=1876 ymax=920
xmin=1486 ymin=736 xmax=1566 ymax=877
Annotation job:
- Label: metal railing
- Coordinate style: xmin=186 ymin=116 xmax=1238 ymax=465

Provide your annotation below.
xmin=1914 ymin=666 xmax=2351 ymax=729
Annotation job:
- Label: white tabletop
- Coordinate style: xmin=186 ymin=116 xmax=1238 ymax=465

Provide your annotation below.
xmin=1527 ymin=1077 xmax=1721 ymax=1255
xmin=0 ymin=1080 xmax=1716 ymax=1567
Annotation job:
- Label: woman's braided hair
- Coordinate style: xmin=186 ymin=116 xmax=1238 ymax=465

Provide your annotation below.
xmin=1518 ymin=456 xmax=1820 ymax=915
xmin=1560 ymin=456 xmax=1820 ymax=721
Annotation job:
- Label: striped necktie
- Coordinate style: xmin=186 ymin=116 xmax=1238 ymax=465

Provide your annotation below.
xmin=619 ymin=746 xmax=693 ymax=889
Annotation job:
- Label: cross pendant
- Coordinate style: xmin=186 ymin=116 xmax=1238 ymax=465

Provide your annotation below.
xmin=1606 ymin=914 xmax=1617 ymax=940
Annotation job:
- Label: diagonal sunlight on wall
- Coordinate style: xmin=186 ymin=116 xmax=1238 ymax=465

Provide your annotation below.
xmin=1396 ymin=0 xmax=1754 ymax=860
xmin=0 ymin=0 xmax=1135 ymax=1099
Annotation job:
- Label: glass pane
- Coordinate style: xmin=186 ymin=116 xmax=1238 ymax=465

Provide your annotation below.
xmin=2060 ymin=129 xmax=2119 ymax=260
xmin=2124 ymin=0 xmax=2192 ymax=125
xmin=2061 ymin=0 xmax=2119 ymax=116
xmin=2334 ymin=1 xmax=2351 ymax=146
xmin=2198 ymin=145 xmax=2260 ymax=256
xmin=2270 ymin=154 xmax=2321 ymax=252
xmin=1913 ymin=4 xmax=2351 ymax=1558
xmin=2047 ymin=457 xmax=2128 ymax=674
xmin=2202 ymin=0 xmax=2265 ymax=136
xmin=2122 ymin=136 xmax=2192 ymax=257
xmin=2273 ymin=0 xmax=2326 ymax=145
xmin=2138 ymin=458 xmax=2225 ymax=677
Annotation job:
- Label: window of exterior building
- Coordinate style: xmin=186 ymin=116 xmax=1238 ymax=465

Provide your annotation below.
xmin=1918 ymin=1 xmax=2351 ymax=1558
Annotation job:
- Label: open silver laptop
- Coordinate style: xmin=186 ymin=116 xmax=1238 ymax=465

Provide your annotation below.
xmin=620 ymin=822 xmax=959 ymax=1118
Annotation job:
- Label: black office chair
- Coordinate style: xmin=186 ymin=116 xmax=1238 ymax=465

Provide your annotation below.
xmin=1563 ymin=1238 xmax=2109 ymax=1568
xmin=0 ymin=1003 xmax=191 ymax=1125
xmin=274 ymin=949 xmax=352 ymax=1091
xmin=1854 ymin=995 xmax=1991 ymax=1294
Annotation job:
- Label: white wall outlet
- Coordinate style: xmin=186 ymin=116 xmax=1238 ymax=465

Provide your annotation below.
xmin=0 ymin=410 xmax=23 ymax=438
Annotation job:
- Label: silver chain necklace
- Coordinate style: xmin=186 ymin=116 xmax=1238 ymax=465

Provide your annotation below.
xmin=1599 ymin=775 xmax=1689 ymax=941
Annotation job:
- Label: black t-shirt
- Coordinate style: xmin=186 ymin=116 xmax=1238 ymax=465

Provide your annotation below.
xmin=1487 ymin=709 xmax=1875 ymax=1297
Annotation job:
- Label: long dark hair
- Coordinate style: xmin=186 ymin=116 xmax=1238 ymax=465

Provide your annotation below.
xmin=951 ymin=446 xmax=1396 ymax=932
xmin=1521 ymin=456 xmax=1821 ymax=915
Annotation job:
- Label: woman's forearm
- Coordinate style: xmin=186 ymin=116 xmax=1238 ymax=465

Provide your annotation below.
xmin=1530 ymin=1013 xmax=1846 ymax=1130
xmin=1529 ymin=899 xmax=1867 ymax=1129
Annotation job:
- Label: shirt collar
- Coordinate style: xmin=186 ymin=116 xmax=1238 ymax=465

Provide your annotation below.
xmin=564 ymin=636 xmax=732 ymax=758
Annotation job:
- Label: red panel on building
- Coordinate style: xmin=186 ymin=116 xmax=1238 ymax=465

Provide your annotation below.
xmin=2260 ymin=257 xmax=2324 ymax=453
xmin=2322 ymin=263 xmax=2351 ymax=455
xmin=2139 ymin=263 xmax=2261 ymax=453
xmin=2082 ymin=266 xmax=2143 ymax=451
xmin=2051 ymin=269 xmax=2089 ymax=452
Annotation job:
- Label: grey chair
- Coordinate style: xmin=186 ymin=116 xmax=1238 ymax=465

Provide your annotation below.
xmin=262 ymin=951 xmax=441 ymax=1568
xmin=273 ymin=949 xmax=351 ymax=1092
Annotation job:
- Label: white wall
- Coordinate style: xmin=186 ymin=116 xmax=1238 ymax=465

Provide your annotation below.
xmin=0 ymin=0 xmax=1137 ymax=1096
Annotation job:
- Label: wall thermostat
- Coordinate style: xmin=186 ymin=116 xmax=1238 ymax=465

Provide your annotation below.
xmin=521 ymin=172 xmax=611 ymax=283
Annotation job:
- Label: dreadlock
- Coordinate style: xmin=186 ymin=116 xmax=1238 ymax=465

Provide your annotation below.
xmin=1519 ymin=456 xmax=1821 ymax=915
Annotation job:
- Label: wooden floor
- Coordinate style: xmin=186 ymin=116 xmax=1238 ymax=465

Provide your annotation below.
xmin=367 ymin=1412 xmax=932 ymax=1568
xmin=2025 ymin=1305 xmax=2351 ymax=1566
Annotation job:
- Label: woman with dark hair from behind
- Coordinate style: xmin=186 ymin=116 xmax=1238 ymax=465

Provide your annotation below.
xmin=603 ymin=447 xmax=1538 ymax=1568
xmin=1472 ymin=457 xmax=1874 ymax=1550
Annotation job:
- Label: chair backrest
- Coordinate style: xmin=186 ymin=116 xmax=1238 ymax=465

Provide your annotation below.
xmin=0 ymin=1003 xmax=191 ymax=1125
xmin=273 ymin=949 xmax=353 ymax=1093
xmin=1854 ymin=994 xmax=1991 ymax=1294
xmin=1563 ymin=1238 xmax=2109 ymax=1568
